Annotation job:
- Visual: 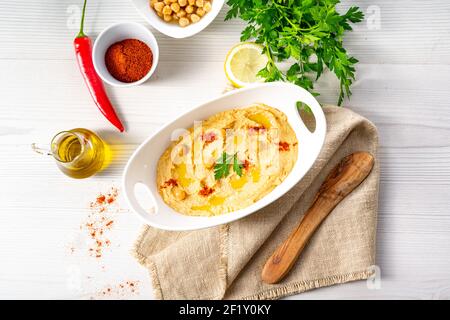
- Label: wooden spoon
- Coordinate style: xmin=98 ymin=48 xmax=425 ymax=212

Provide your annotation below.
xmin=261 ymin=151 xmax=375 ymax=284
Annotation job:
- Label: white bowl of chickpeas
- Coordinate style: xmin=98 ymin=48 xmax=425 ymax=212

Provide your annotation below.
xmin=131 ymin=0 xmax=223 ymax=38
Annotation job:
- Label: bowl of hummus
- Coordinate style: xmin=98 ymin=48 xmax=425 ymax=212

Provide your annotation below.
xmin=123 ymin=82 xmax=326 ymax=230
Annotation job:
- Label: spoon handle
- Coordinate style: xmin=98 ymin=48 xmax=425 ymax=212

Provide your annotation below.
xmin=261 ymin=152 xmax=375 ymax=284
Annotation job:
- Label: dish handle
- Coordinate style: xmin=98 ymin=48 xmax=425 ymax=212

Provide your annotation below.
xmin=123 ymin=172 xmax=159 ymax=220
xmin=294 ymin=90 xmax=327 ymax=144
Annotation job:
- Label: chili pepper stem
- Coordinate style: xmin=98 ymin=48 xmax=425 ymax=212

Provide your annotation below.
xmin=77 ymin=0 xmax=88 ymax=38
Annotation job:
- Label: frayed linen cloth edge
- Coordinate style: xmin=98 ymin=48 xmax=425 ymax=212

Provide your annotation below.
xmin=131 ymin=225 xmax=374 ymax=300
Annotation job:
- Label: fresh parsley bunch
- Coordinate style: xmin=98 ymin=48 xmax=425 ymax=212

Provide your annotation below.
xmin=225 ymin=0 xmax=364 ymax=105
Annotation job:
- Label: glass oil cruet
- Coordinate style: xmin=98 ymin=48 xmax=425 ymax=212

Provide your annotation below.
xmin=32 ymin=128 xmax=111 ymax=179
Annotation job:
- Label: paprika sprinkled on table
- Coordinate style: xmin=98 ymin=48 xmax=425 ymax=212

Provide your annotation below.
xmin=84 ymin=187 xmax=120 ymax=258
xmin=67 ymin=186 xmax=130 ymax=258
xmin=105 ymin=39 xmax=153 ymax=83
xmin=91 ymin=280 xmax=140 ymax=299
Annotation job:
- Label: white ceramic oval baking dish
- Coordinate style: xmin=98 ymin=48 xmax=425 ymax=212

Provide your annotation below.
xmin=131 ymin=0 xmax=225 ymax=38
xmin=123 ymin=82 xmax=326 ymax=231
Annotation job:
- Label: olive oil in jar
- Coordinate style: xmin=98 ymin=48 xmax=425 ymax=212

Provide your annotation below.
xmin=50 ymin=128 xmax=110 ymax=179
xmin=55 ymin=134 xmax=82 ymax=163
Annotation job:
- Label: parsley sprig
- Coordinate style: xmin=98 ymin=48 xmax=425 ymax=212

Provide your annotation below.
xmin=225 ymin=0 xmax=364 ymax=105
xmin=214 ymin=152 xmax=244 ymax=180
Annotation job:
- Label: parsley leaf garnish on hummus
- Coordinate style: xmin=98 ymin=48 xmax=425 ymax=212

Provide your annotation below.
xmin=233 ymin=154 xmax=243 ymax=177
xmin=214 ymin=152 xmax=243 ymax=180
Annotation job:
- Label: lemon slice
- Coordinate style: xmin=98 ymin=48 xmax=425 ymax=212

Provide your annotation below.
xmin=224 ymin=43 xmax=268 ymax=88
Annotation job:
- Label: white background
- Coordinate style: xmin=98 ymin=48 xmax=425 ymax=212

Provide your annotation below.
xmin=1 ymin=0 xmax=449 ymax=299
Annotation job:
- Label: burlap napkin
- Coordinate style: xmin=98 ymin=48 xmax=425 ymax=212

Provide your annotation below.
xmin=132 ymin=105 xmax=379 ymax=300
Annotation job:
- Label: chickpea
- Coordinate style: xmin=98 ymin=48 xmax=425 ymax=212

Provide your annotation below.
xmin=185 ymin=5 xmax=194 ymax=13
xmin=150 ymin=0 xmax=159 ymax=7
xmin=188 ymin=0 xmax=195 ymax=5
xmin=172 ymin=187 xmax=186 ymax=201
xmin=162 ymin=5 xmax=172 ymax=15
xmin=178 ymin=0 xmax=187 ymax=6
xmin=203 ymin=1 xmax=212 ymax=12
xmin=163 ymin=0 xmax=170 ymax=4
xmin=179 ymin=17 xmax=190 ymax=27
xmin=177 ymin=9 xmax=187 ymax=17
xmin=170 ymin=2 xmax=180 ymax=12
xmin=169 ymin=0 xmax=178 ymax=3
xmin=190 ymin=13 xmax=200 ymax=23
xmin=163 ymin=14 xmax=172 ymax=21
xmin=196 ymin=7 xmax=205 ymax=16
xmin=154 ymin=1 xmax=164 ymax=12
xmin=172 ymin=13 xmax=179 ymax=20
xmin=195 ymin=0 xmax=203 ymax=7
xmin=157 ymin=11 xmax=163 ymax=17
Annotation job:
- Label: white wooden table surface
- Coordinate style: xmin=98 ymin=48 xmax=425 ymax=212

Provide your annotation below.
xmin=1 ymin=0 xmax=450 ymax=300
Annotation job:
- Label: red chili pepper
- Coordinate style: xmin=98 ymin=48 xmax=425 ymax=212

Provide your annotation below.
xmin=74 ymin=0 xmax=124 ymax=132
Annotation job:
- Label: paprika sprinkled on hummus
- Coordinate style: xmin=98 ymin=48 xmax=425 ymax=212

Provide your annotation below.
xmin=278 ymin=141 xmax=290 ymax=151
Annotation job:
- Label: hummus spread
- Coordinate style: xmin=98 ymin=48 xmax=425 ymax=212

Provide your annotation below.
xmin=157 ymin=104 xmax=298 ymax=216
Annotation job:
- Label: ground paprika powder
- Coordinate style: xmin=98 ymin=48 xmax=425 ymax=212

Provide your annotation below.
xmin=105 ymin=39 xmax=153 ymax=83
